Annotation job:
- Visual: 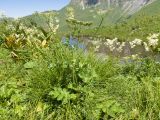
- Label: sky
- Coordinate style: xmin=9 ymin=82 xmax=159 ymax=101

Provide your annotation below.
xmin=0 ymin=0 xmax=70 ymax=18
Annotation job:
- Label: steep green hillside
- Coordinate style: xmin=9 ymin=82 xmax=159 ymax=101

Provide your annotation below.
xmin=83 ymin=14 xmax=160 ymax=41
xmin=19 ymin=3 xmax=126 ymax=34
xmin=22 ymin=6 xmax=122 ymax=28
xmin=131 ymin=0 xmax=160 ymax=18
xmin=81 ymin=0 xmax=160 ymax=41
xmin=18 ymin=0 xmax=160 ymax=37
xmin=57 ymin=5 xmax=124 ymax=31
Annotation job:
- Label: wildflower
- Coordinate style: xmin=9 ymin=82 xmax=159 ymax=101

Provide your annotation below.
xmin=143 ymin=42 xmax=150 ymax=51
xmin=15 ymin=34 xmax=19 ymax=38
xmin=147 ymin=33 xmax=159 ymax=48
xmin=52 ymin=24 xmax=59 ymax=34
xmin=131 ymin=54 xmax=139 ymax=60
xmin=121 ymin=42 xmax=126 ymax=47
xmin=94 ymin=45 xmax=100 ymax=52
xmin=130 ymin=108 xmax=139 ymax=119
xmin=129 ymin=38 xmax=142 ymax=48
xmin=149 ymin=33 xmax=159 ymax=39
xmin=104 ymin=38 xmax=120 ymax=52
xmin=113 ymin=37 xmax=118 ymax=42
xmin=117 ymin=43 xmax=124 ymax=52
xmin=148 ymin=38 xmax=159 ymax=48
xmin=91 ymin=40 xmax=101 ymax=45
xmin=134 ymin=38 xmax=142 ymax=45
xmin=41 ymin=40 xmax=47 ymax=47
xmin=55 ymin=19 xmax=59 ymax=23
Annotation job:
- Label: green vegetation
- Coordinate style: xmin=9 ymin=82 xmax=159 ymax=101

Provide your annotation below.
xmin=1 ymin=1 xmax=160 ymax=119
xmin=82 ymin=0 xmax=160 ymax=41
xmin=132 ymin=0 xmax=160 ymax=18
xmin=18 ymin=0 xmax=160 ymax=39
xmin=0 ymin=17 xmax=160 ymax=120
xmin=1 ymin=33 xmax=160 ymax=119
xmin=82 ymin=14 xmax=160 ymax=42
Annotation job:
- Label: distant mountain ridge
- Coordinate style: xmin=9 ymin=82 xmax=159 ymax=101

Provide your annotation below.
xmin=21 ymin=0 xmax=159 ymax=32
xmin=70 ymin=0 xmax=155 ymax=15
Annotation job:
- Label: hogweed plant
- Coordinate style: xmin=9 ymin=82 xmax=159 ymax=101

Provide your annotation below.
xmin=66 ymin=7 xmax=92 ymax=39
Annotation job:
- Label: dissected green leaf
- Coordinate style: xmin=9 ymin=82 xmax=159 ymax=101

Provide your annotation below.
xmin=24 ymin=61 xmax=36 ymax=69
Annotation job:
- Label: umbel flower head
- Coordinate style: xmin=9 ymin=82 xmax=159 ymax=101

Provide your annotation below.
xmin=129 ymin=38 xmax=142 ymax=48
xmin=147 ymin=33 xmax=159 ymax=49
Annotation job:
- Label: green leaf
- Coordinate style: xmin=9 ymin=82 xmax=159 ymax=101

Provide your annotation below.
xmin=24 ymin=61 xmax=36 ymax=69
xmin=108 ymin=110 xmax=116 ymax=118
xmin=10 ymin=94 xmax=22 ymax=103
xmin=57 ymin=94 xmax=64 ymax=101
xmin=70 ymin=94 xmax=77 ymax=100
xmin=48 ymin=87 xmax=77 ymax=104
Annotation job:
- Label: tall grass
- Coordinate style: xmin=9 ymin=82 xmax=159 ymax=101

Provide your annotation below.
xmin=1 ymin=40 xmax=160 ymax=119
xmin=1 ymin=12 xmax=160 ymax=119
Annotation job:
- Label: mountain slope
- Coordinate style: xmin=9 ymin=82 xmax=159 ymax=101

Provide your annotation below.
xmin=70 ymin=0 xmax=155 ymax=15
xmin=131 ymin=0 xmax=160 ymax=18
xmin=82 ymin=0 xmax=160 ymax=41
xmin=21 ymin=0 xmax=158 ymax=33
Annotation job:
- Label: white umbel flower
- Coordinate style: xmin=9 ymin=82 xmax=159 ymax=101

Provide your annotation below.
xmin=129 ymin=38 xmax=142 ymax=48
xmin=148 ymin=38 xmax=159 ymax=47
xmin=104 ymin=38 xmax=121 ymax=52
xmin=143 ymin=42 xmax=150 ymax=51
xmin=147 ymin=33 xmax=159 ymax=48
xmin=94 ymin=45 xmax=100 ymax=52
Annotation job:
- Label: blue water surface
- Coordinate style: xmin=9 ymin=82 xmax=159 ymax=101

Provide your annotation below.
xmin=61 ymin=36 xmax=86 ymax=50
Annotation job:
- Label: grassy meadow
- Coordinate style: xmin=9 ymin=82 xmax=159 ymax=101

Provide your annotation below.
xmin=1 ymin=2 xmax=160 ymax=120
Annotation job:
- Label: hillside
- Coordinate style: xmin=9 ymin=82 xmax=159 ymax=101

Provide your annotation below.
xmin=81 ymin=0 xmax=160 ymax=41
xmin=20 ymin=0 xmax=158 ymax=34
xmin=131 ymin=0 xmax=160 ymax=18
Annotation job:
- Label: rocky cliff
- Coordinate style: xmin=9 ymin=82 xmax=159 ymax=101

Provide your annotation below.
xmin=70 ymin=0 xmax=155 ymax=15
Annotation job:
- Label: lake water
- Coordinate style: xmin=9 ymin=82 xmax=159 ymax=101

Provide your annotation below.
xmin=61 ymin=36 xmax=86 ymax=50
